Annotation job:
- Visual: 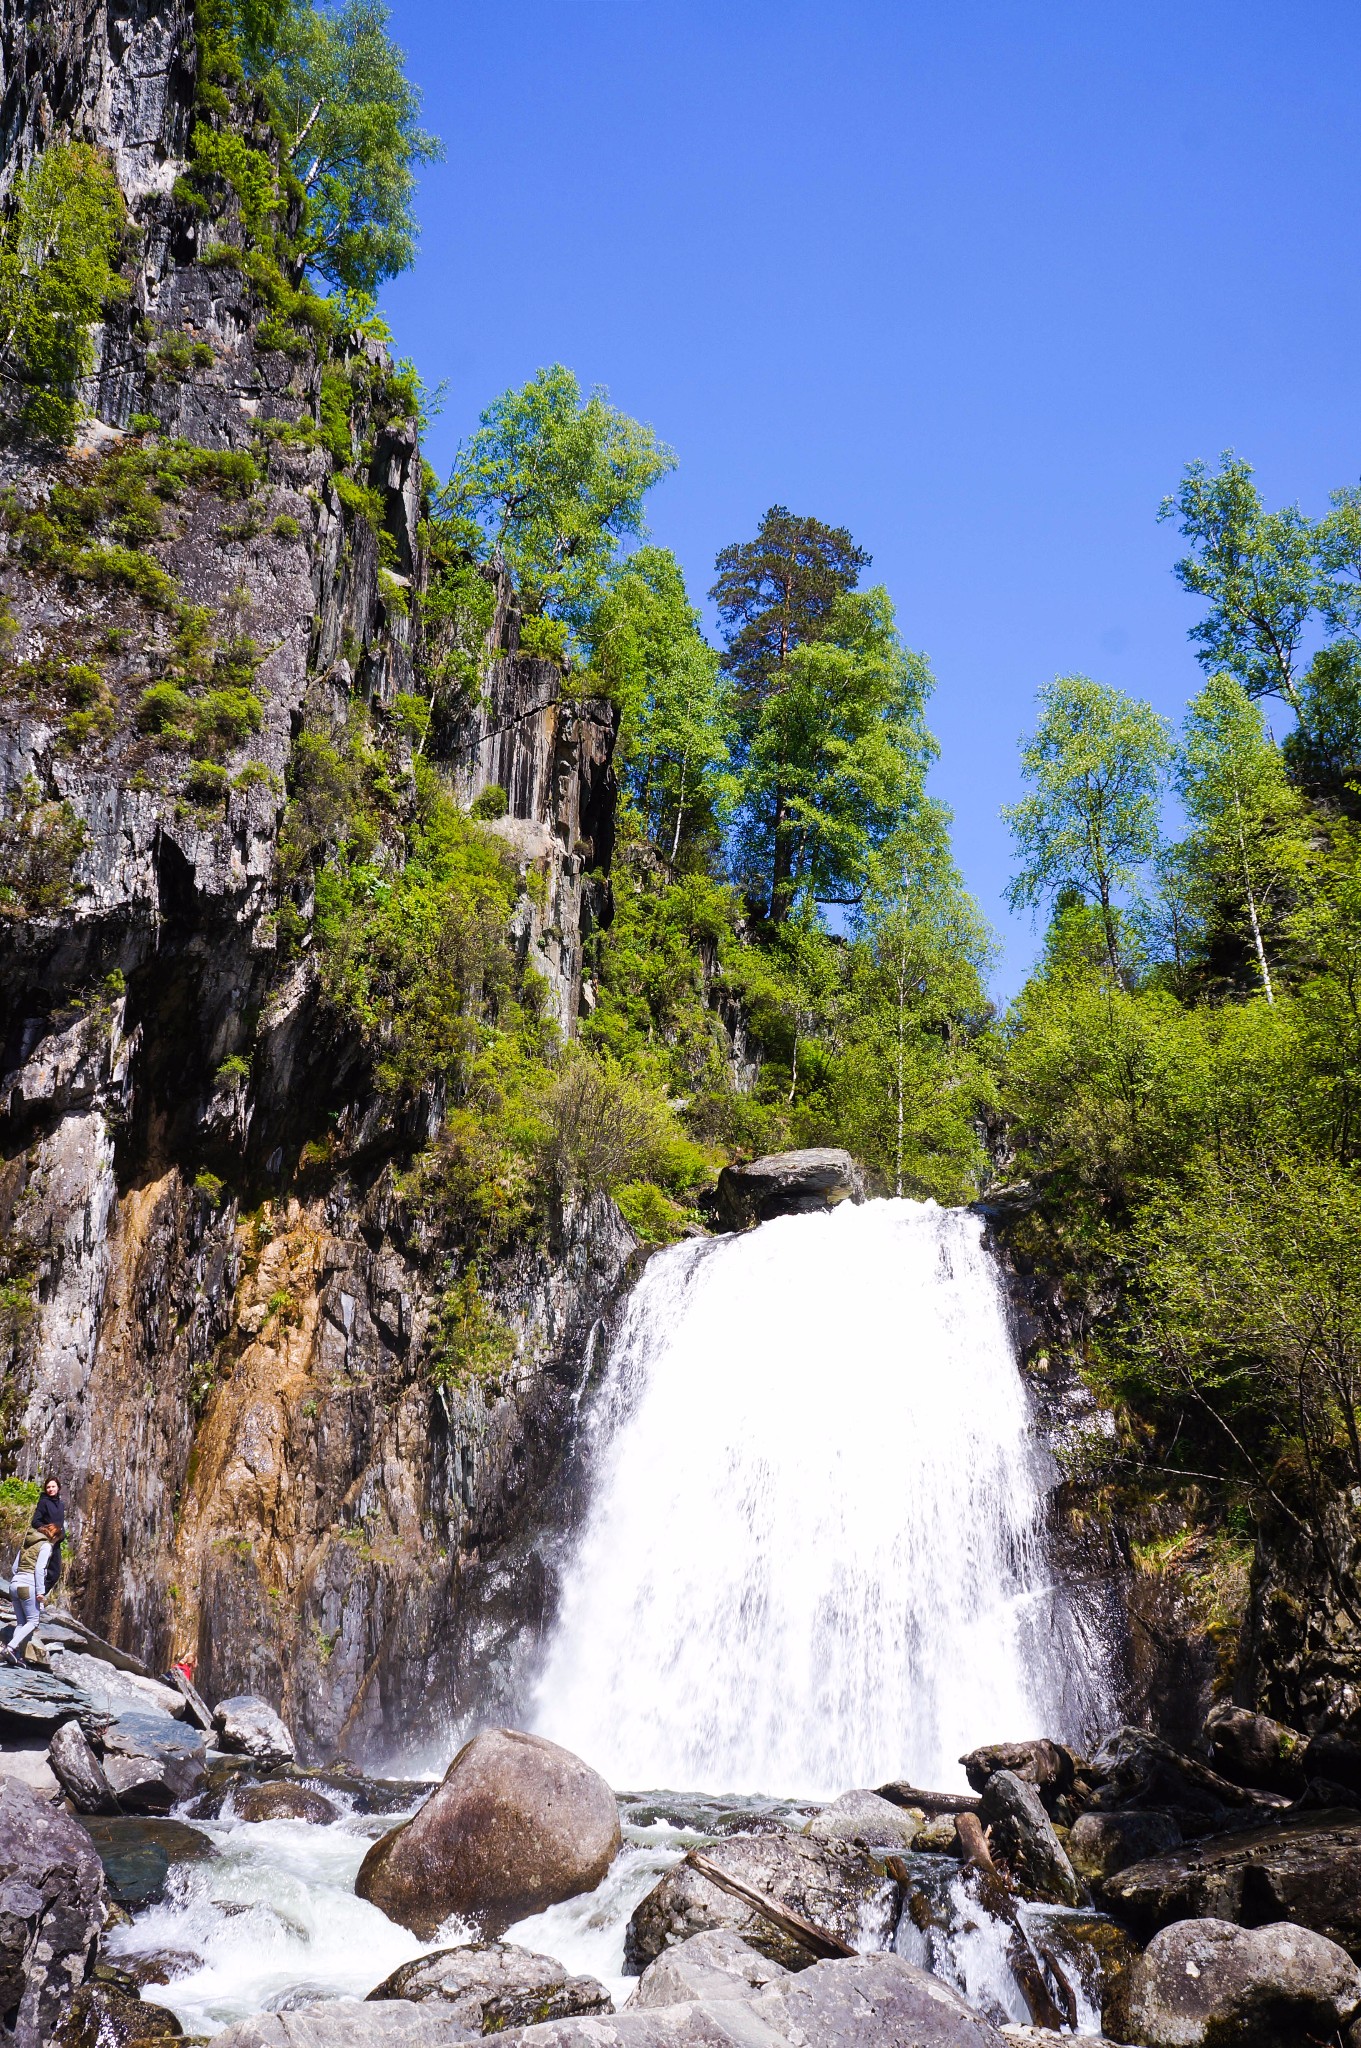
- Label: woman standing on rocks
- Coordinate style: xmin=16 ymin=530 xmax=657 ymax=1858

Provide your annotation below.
xmin=5 ymin=1511 xmax=60 ymax=1661
xmin=31 ymin=1475 xmax=65 ymax=1591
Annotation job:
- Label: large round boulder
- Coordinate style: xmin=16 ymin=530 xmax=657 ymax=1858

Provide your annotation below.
xmin=368 ymin=1941 xmax=612 ymax=2027
xmin=233 ymin=1782 xmax=337 ymax=1826
xmin=212 ymin=1697 xmax=295 ymax=1766
xmin=1108 ymin=1916 xmax=1361 ymax=2047
xmin=355 ymin=1728 xmax=621 ymax=1939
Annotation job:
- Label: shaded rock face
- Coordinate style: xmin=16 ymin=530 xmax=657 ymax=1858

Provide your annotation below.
xmin=978 ymin=1770 xmax=1081 ymax=1906
xmin=0 ymin=7 xmax=636 ymax=1770
xmin=710 ymin=1150 xmax=865 ymax=1233
xmin=1101 ymin=1812 xmax=1361 ymax=1959
xmin=355 ymin=1728 xmax=621 ymax=1940
xmin=623 ymin=1831 xmax=897 ymax=1974
xmin=0 ymin=1777 xmax=106 ymax=2048
xmin=368 ymin=1941 xmax=613 ymax=2028
xmin=1068 ymin=1808 xmax=1182 ymax=1884
xmin=1109 ymin=1917 xmax=1361 ymax=2048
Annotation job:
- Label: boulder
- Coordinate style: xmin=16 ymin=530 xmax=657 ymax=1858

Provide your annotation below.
xmin=233 ymin=1782 xmax=337 ymax=1825
xmin=188 ymin=2003 xmax=480 ymax=2048
xmin=368 ymin=1941 xmax=613 ymax=2027
xmin=355 ymin=1728 xmax=621 ymax=1940
xmin=802 ymin=1789 xmax=921 ymax=1850
xmin=960 ymin=1742 xmax=1074 ymax=1799
xmin=117 ymin=1953 xmax=201 ymax=1991
xmin=0 ymin=1777 xmax=106 ymax=2048
xmin=746 ymin=1951 xmax=1008 ymax=2047
xmin=0 ymin=1665 xmax=88 ymax=1741
xmin=1109 ymin=1916 xmax=1361 ymax=2047
xmin=49 ymin=1722 xmax=117 ymax=1814
xmin=914 ymin=1812 xmax=963 ymax=1853
xmin=1101 ymin=1812 xmax=1361 ymax=1958
xmin=1302 ymin=1730 xmax=1361 ymax=1800
xmin=631 ymin=1932 xmax=788 ymax=2009
xmin=711 ymin=1150 xmax=865 ymax=1232
xmin=0 ymin=1744 xmax=61 ymax=1801
xmin=212 ymin=1696 xmax=296 ymax=1766
xmin=54 ymin=1983 xmax=182 ymax=2048
xmin=978 ymin=1770 xmax=1081 ymax=1905
xmin=1203 ymin=1705 xmax=1305 ymax=1796
xmin=1069 ymin=1809 xmax=1182 ymax=1883
xmin=77 ymin=1817 xmax=213 ymax=1910
xmin=97 ymin=1711 xmax=207 ymax=1814
xmin=48 ymin=1653 xmax=186 ymax=1724
xmin=624 ymin=1829 xmax=896 ymax=1972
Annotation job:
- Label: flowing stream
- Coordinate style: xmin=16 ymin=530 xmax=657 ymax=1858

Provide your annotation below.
xmin=534 ymin=1197 xmax=1105 ymax=1794
xmin=106 ymin=1196 xmax=1113 ymax=2034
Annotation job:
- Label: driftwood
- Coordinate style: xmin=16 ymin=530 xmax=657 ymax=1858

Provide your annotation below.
xmin=954 ymin=1810 xmax=996 ymax=1871
xmin=877 ymin=1780 xmax=981 ymax=1817
xmin=684 ymin=1850 xmax=858 ymax=1961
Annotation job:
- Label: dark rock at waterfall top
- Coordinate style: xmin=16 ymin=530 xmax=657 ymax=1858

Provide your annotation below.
xmin=710 ymin=1149 xmax=866 ymax=1232
xmin=97 ymin=1711 xmax=208 ymax=1814
xmin=233 ymin=1781 xmax=337 ymax=1825
xmin=54 ymin=1983 xmax=183 ymax=2048
xmin=1203 ymin=1703 xmax=1306 ymax=1796
xmin=979 ymin=1770 xmax=1082 ymax=1906
xmin=1086 ymin=1726 xmax=1285 ymax=1822
xmin=876 ymin=1780 xmax=981 ymax=1817
xmin=212 ymin=1697 xmax=296 ymax=1766
xmin=802 ymin=1787 xmax=922 ymax=1849
xmin=631 ymin=1931 xmax=789 ymax=2008
xmin=1101 ymin=1811 xmax=1361 ymax=1957
xmin=0 ymin=1776 xmax=106 ymax=2048
xmin=1069 ymin=1807 xmax=1182 ymax=1883
xmin=961 ymin=1740 xmax=1075 ymax=1799
xmin=1301 ymin=1729 xmax=1361 ymax=1800
xmin=355 ymin=1727 xmax=621 ymax=1940
xmin=77 ymin=1816 xmax=213 ymax=1909
xmin=623 ymin=1829 xmax=896 ymax=1974
xmin=1106 ymin=1917 xmax=1361 ymax=2048
xmin=49 ymin=1721 xmax=118 ymax=1814
xmin=368 ymin=1941 xmax=613 ymax=2027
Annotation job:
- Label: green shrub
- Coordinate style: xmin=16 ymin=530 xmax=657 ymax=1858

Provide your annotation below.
xmin=0 ymin=778 xmax=86 ymax=917
xmin=272 ymin=512 xmax=301 ymax=540
xmin=334 ymin=473 xmax=385 ymax=528
xmin=192 ymin=687 xmax=263 ymax=753
xmin=614 ymin=1180 xmax=692 ymax=1246
xmin=319 ymin=369 xmax=353 ymax=465
xmin=216 ymin=1053 xmax=250 ymax=1084
xmin=518 ymin=614 xmax=568 ymax=663
xmin=138 ymin=682 xmax=195 ymax=736
xmin=128 ymin=413 xmax=162 ymax=436
xmin=427 ymin=1267 xmax=516 ymax=1392
xmin=470 ymin=782 xmax=508 ymax=821
xmin=0 ymin=141 xmax=127 ymax=443
xmin=193 ymin=1169 xmax=226 ymax=1205
xmin=186 ymin=759 xmax=229 ymax=802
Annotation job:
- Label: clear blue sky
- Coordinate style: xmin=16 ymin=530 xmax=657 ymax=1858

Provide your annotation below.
xmin=380 ymin=0 xmax=1361 ymax=999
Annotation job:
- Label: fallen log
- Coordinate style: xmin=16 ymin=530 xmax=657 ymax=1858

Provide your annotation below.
xmin=954 ymin=1810 xmax=996 ymax=1872
xmin=877 ymin=1780 xmax=981 ymax=1817
xmin=684 ymin=1849 xmax=858 ymax=1961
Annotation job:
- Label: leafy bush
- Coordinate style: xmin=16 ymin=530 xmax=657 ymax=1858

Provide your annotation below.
xmin=0 ymin=778 xmax=86 ymax=917
xmin=426 ymin=1266 xmax=515 ymax=1393
xmin=186 ymin=759 xmax=230 ymax=802
xmin=272 ymin=512 xmax=301 ymax=540
xmin=470 ymin=782 xmax=508 ymax=821
xmin=193 ymin=687 xmax=264 ymax=754
xmin=138 ymin=683 xmax=195 ymax=737
xmin=0 ymin=141 xmax=127 ymax=442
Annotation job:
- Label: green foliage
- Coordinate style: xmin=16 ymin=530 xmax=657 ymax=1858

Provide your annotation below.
xmin=536 ymin=1046 xmax=702 ymax=1200
xmin=250 ymin=0 xmax=443 ymax=297
xmin=443 ymin=365 xmax=675 ymax=638
xmin=0 ymin=141 xmax=127 ymax=442
xmin=0 ymin=777 xmax=87 ymax=917
xmin=272 ymin=512 xmax=301 ymax=539
xmin=426 ymin=1266 xmax=515 ymax=1393
xmin=470 ymin=782 xmax=508 ymax=821
xmin=711 ymin=503 xmax=870 ymax=715
xmin=1004 ymin=675 xmax=1174 ymax=978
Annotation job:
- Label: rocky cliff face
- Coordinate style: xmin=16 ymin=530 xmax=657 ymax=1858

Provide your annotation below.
xmin=0 ymin=0 xmax=635 ymax=1763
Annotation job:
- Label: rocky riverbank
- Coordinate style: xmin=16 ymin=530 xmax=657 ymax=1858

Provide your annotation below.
xmin=5 ymin=1616 xmax=1361 ymax=2048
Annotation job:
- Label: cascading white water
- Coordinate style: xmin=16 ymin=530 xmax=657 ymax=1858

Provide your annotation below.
xmin=534 ymin=1197 xmax=1106 ymax=1797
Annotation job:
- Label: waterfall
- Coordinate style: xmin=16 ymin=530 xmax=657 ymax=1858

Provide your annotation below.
xmin=532 ymin=1197 xmax=1108 ymax=1798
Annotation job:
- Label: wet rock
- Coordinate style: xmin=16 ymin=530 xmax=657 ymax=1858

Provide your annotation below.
xmin=0 ymin=1664 xmax=88 ymax=1739
xmin=631 ymin=1931 xmax=788 ymax=2008
xmin=355 ymin=1728 xmax=620 ymax=1940
xmin=212 ymin=1697 xmax=296 ymax=1766
xmin=233 ymin=1782 xmax=337 ymax=1825
xmin=369 ymin=1941 xmax=613 ymax=2027
xmin=0 ymin=1777 xmax=106 ymax=2048
xmin=1069 ymin=1808 xmax=1182 ymax=1883
xmin=624 ymin=1829 xmax=896 ymax=1973
xmin=802 ymin=1788 xmax=921 ymax=1850
xmin=117 ymin=1953 xmax=201 ymax=1991
xmin=1108 ymin=1916 xmax=1361 ymax=2047
xmin=1086 ymin=1727 xmax=1278 ymax=1823
xmin=913 ymin=1812 xmax=964 ymax=1853
xmin=711 ymin=1149 xmax=865 ymax=1232
xmin=55 ymin=1983 xmax=182 ymax=2048
xmin=961 ymin=1742 xmax=1074 ymax=1799
xmin=98 ymin=1711 xmax=207 ymax=1814
xmin=49 ymin=1722 xmax=117 ymax=1814
xmin=1026 ymin=1913 xmax=1138 ymax=2033
xmin=1102 ymin=1812 xmax=1361 ymax=1958
xmin=979 ymin=1770 xmax=1081 ymax=1906
xmin=1203 ymin=1705 xmax=1305 ymax=1796
xmin=78 ymin=1817 xmax=214 ymax=1910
